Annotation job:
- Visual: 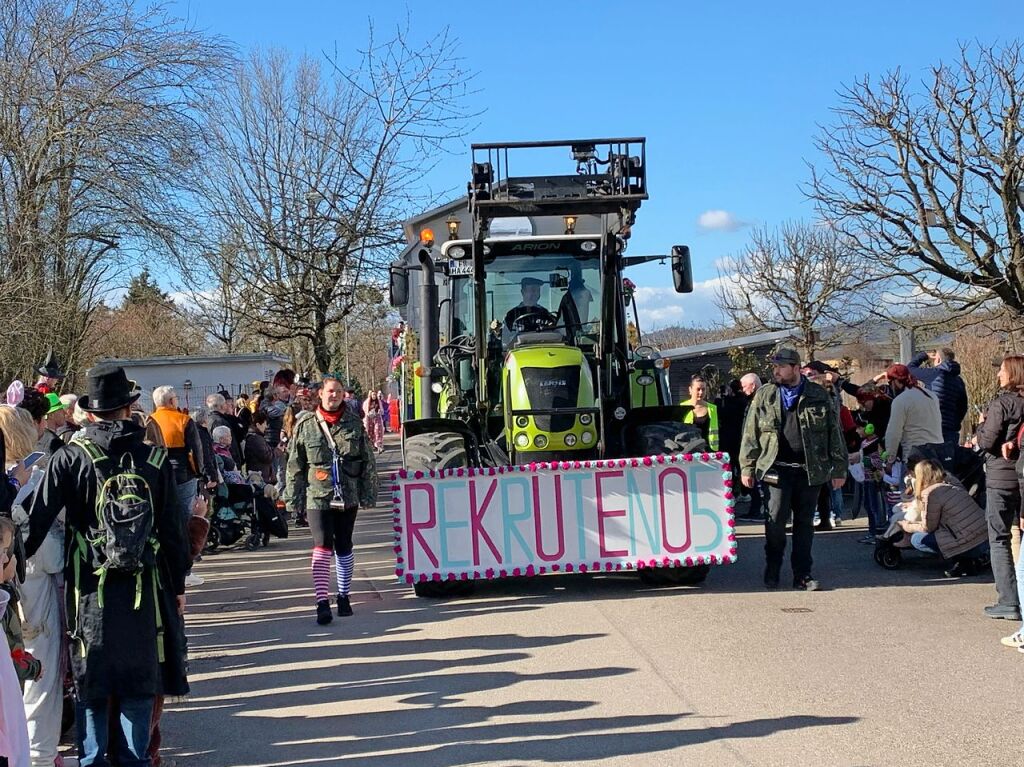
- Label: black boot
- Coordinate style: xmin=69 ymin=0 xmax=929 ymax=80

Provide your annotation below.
xmin=336 ymin=594 xmax=353 ymax=617
xmin=316 ymin=599 xmax=333 ymax=625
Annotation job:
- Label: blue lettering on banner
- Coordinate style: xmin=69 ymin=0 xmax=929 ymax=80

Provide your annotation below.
xmin=626 ymin=470 xmax=660 ymax=555
xmin=437 ymin=480 xmax=470 ymax=568
xmin=691 ymin=464 xmax=725 ymax=552
xmin=561 ymin=472 xmax=589 ymax=559
xmin=500 ymin=476 xmax=534 ymax=561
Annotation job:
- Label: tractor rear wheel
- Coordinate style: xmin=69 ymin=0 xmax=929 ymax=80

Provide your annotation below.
xmin=403 ymin=431 xmax=475 ymax=598
xmin=630 ymin=421 xmax=711 ymax=587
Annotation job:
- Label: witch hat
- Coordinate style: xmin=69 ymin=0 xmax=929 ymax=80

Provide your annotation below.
xmin=36 ymin=350 xmax=65 ymax=380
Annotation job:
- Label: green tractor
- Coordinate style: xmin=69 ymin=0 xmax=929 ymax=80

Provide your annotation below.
xmin=390 ymin=138 xmax=711 ymax=596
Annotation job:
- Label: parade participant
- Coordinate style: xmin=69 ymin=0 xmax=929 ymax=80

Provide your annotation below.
xmin=503 ymin=277 xmax=557 ymax=345
xmin=286 ymin=375 xmax=377 ymax=624
xmin=37 ymin=393 xmax=66 ymax=455
xmin=680 ymin=374 xmax=719 ymax=450
xmin=739 ymin=348 xmax=847 ymax=591
xmin=364 ymin=391 xmax=385 ymax=454
xmin=24 ymin=363 xmax=190 ymax=767
xmin=34 ymin=351 xmax=65 ymax=394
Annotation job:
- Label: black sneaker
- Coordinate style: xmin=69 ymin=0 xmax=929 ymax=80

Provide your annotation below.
xmin=336 ymin=595 xmax=353 ymax=617
xmin=793 ymin=575 xmax=820 ymax=591
xmin=316 ymin=600 xmax=333 ymax=625
xmin=763 ymin=567 xmax=780 ymax=590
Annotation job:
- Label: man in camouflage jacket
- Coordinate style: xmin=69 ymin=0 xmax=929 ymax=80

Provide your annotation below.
xmin=739 ymin=348 xmax=847 ymax=592
xmin=285 ymin=375 xmax=378 ymax=624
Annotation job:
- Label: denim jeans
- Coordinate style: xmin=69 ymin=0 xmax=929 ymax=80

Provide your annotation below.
xmin=77 ymin=696 xmax=154 ymax=766
xmin=910 ymin=532 xmax=939 ymax=553
xmin=862 ymin=480 xmax=882 ymax=536
xmin=829 ymin=485 xmax=845 ymax=520
xmin=176 ymin=479 xmax=197 ymax=522
xmin=985 ymin=485 xmax=1021 ymax=609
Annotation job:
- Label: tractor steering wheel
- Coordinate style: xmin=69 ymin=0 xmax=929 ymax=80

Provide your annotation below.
xmin=510 ymin=308 xmax=558 ymax=333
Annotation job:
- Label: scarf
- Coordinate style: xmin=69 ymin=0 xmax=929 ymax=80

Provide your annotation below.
xmin=318 ymin=405 xmax=343 ymax=425
xmin=780 ymin=377 xmax=805 ymax=411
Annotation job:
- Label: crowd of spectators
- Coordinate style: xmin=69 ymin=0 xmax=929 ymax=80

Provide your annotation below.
xmin=722 ymin=345 xmax=1024 ymax=652
xmin=0 ymin=352 xmax=395 ymax=765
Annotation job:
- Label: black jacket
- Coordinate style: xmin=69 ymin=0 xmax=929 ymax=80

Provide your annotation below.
xmin=908 ymin=354 xmax=969 ymax=438
xmin=243 ymin=429 xmax=275 ymax=484
xmin=975 ymin=391 xmax=1024 ymax=490
xmin=24 ymin=419 xmax=190 ymax=699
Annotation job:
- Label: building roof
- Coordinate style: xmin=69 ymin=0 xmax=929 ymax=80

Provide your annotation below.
xmin=101 ymin=353 xmax=291 ymax=367
xmin=661 ymin=329 xmax=800 ymax=360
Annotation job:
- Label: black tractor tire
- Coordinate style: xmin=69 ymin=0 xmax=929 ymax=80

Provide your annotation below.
xmin=629 ymin=421 xmax=711 ymax=587
xmin=404 ymin=431 xmax=475 ymax=598
xmin=413 ymin=579 xmax=476 ymax=598
xmin=404 ymin=431 xmax=470 ymax=473
xmin=628 ymin=421 xmax=708 ymax=457
xmin=639 ymin=563 xmax=712 ymax=586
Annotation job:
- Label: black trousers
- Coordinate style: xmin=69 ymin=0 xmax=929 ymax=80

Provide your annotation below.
xmin=986 ymin=485 xmax=1022 ymax=609
xmin=764 ymin=465 xmax=822 ymax=580
xmin=308 ymin=505 xmax=358 ymax=555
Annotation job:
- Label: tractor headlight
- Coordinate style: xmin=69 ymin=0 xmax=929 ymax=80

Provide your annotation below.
xmin=581 ymin=431 xmax=594 ymax=445
xmin=448 ymin=245 xmax=467 ymax=258
xmin=564 ymin=433 xmax=577 ymax=447
xmin=515 ymin=416 xmax=529 ymax=428
xmin=579 ymin=413 xmax=593 ymax=425
xmin=533 ymin=434 xmax=549 ymax=448
xmin=431 ymin=382 xmax=444 ymax=393
xmin=515 ymin=432 xmax=530 ymax=448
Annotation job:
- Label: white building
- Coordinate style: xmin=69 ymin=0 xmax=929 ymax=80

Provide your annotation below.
xmin=103 ymin=353 xmax=291 ymax=411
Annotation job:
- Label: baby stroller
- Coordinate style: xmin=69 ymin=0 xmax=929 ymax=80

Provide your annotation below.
xmin=205 ymin=473 xmax=288 ymax=552
xmin=873 ymin=446 xmax=990 ymax=573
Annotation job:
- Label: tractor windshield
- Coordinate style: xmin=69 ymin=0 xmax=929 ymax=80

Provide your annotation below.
xmin=450 ymin=252 xmax=601 ymax=350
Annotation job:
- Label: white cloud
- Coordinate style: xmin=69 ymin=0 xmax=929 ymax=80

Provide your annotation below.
xmin=632 ymin=276 xmax=731 ymax=329
xmin=697 ymin=209 xmax=748 ymax=233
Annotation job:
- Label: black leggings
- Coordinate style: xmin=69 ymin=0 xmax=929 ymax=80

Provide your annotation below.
xmin=308 ymin=506 xmax=358 ymax=555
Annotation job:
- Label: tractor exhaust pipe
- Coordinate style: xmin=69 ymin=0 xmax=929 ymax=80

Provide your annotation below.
xmin=418 ymin=247 xmax=440 ymax=417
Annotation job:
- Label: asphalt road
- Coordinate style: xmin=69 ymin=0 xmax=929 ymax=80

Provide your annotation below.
xmin=161 ymin=441 xmax=1021 ymax=767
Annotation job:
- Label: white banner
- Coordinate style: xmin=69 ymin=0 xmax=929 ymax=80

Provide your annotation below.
xmin=392 ymin=453 xmax=737 ymax=583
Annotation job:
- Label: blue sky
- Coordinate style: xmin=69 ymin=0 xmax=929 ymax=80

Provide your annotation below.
xmin=170 ymin=0 xmax=1015 ymax=328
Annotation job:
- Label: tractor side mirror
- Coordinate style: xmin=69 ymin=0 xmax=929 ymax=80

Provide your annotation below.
xmin=671 ymin=245 xmax=693 ymax=294
xmin=389 ymin=262 xmax=409 ymax=307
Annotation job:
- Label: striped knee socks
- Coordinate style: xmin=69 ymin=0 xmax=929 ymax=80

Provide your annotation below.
xmin=336 ymin=551 xmax=354 ymax=596
xmin=312 ymin=547 xmax=332 ymax=603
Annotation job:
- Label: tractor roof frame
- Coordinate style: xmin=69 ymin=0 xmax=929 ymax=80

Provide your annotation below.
xmin=469 ymin=138 xmax=648 ymax=228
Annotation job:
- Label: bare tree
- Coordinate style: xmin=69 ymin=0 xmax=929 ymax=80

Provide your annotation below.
xmin=175 ymin=233 xmax=258 ymax=353
xmin=198 ymin=26 xmax=475 ymax=373
xmin=714 ymin=222 xmax=870 ymax=359
xmin=809 ymin=42 xmax=1024 ymax=323
xmin=0 ymin=0 xmax=231 ymax=386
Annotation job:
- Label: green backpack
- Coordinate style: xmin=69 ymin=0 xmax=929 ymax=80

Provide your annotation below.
xmin=71 ymin=434 xmax=166 ymax=609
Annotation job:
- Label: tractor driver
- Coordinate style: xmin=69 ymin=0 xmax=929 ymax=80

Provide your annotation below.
xmin=502 ymin=277 xmax=557 ymax=345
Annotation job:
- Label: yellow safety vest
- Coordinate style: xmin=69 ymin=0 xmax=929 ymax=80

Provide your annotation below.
xmin=679 ymin=398 xmax=719 ymax=450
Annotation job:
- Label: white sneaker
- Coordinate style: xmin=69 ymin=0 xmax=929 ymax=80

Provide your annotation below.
xmin=1001 ymin=631 xmax=1024 ymax=648
xmin=185 ymin=573 xmax=205 ymax=587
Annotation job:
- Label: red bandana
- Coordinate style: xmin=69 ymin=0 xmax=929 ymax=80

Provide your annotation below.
xmin=318 ymin=406 xmax=343 ymax=425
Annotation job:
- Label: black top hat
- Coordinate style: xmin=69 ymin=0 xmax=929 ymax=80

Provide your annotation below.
xmin=36 ymin=349 xmax=65 ymax=380
xmin=78 ymin=363 xmax=141 ymax=413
